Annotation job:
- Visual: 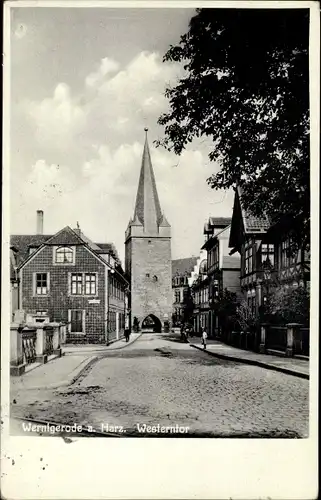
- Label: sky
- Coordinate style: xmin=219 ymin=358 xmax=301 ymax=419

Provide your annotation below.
xmin=9 ymin=6 xmax=235 ymax=264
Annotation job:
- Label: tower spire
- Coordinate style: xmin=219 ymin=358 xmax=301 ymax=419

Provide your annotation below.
xmin=133 ymin=129 xmax=163 ymax=233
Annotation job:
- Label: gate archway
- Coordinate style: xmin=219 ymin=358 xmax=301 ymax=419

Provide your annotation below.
xmin=141 ymin=314 xmax=162 ymax=333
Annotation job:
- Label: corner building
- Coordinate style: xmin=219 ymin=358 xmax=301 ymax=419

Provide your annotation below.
xmin=125 ymin=130 xmax=172 ymax=332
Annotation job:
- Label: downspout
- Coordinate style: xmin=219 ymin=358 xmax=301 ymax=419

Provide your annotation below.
xmin=106 ymin=269 xmax=110 ymax=345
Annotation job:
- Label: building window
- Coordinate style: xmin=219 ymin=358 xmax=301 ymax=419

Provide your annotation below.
xmin=281 ymin=238 xmax=296 ymax=268
xmin=245 ymin=245 xmax=253 ymax=274
xmin=153 ymin=275 xmax=158 ymax=282
xmin=175 ymin=290 xmax=180 ymax=303
xmin=36 ymin=311 xmax=47 ymax=316
xmin=35 ymin=273 xmax=49 ymax=295
xmin=85 ymin=273 xmax=97 ymax=295
xmin=248 ymin=295 xmax=256 ymax=315
xmin=261 ymin=243 xmax=274 ymax=267
xmin=55 ymin=246 xmax=74 ymax=264
xmin=71 ymin=273 xmax=83 ymax=295
xmin=146 ymin=273 xmax=150 ymax=278
xmin=213 ymin=244 xmax=219 ymax=269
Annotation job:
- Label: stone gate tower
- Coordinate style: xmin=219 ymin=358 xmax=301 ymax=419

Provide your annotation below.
xmin=125 ymin=129 xmax=172 ymax=332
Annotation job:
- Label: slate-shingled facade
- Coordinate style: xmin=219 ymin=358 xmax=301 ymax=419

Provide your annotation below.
xmin=11 ymin=221 xmax=128 ymax=344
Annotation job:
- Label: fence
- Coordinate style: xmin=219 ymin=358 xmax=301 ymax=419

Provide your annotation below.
xmin=22 ymin=328 xmax=37 ymax=364
xmin=265 ymin=326 xmax=287 ymax=352
xmin=44 ymin=326 xmax=54 ymax=355
xmin=11 ymin=321 xmax=64 ymax=375
xmin=260 ymin=323 xmax=309 ymax=357
xmin=301 ymin=328 xmax=310 ymax=356
xmin=222 ymin=323 xmax=309 ymax=358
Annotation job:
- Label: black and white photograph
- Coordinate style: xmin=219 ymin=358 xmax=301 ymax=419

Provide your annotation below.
xmin=1 ymin=1 xmax=319 ymax=498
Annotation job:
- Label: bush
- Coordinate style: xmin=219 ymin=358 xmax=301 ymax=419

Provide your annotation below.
xmin=236 ymin=301 xmax=260 ymax=333
xmin=265 ymin=285 xmax=310 ymax=325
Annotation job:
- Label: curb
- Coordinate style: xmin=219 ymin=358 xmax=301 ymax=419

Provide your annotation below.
xmin=60 ymin=355 xmax=99 ymax=387
xmin=63 ymin=332 xmax=143 ymax=355
xmin=101 ymin=332 xmax=143 ymax=352
xmin=13 ymin=356 xmax=99 ymax=391
xmin=189 ymin=344 xmax=309 ymax=380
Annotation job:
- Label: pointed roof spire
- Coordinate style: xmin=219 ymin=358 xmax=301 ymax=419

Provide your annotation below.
xmin=133 ymin=129 xmax=163 ymax=233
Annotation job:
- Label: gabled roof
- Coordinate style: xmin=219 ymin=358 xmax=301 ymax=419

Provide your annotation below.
xmin=204 ymin=217 xmax=231 ymax=234
xmin=11 ymin=226 xmax=123 ymax=272
xmin=45 ymin=226 xmax=84 ymax=246
xmin=202 ymin=224 xmax=231 ymax=250
xmin=172 ymin=257 xmax=198 ymax=277
xmin=95 ymin=243 xmax=119 ymax=262
xmin=229 ymin=186 xmax=270 ymax=249
xmin=10 ymin=235 xmax=53 ymax=265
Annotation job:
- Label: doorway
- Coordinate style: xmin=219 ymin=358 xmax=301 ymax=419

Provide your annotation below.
xmin=70 ymin=310 xmax=84 ymax=333
xmin=141 ymin=314 xmax=162 ymax=333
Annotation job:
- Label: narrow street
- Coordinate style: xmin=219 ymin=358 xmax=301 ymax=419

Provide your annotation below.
xmin=11 ymin=333 xmax=309 ymax=438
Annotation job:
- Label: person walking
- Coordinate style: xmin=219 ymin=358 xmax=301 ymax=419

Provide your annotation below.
xmin=202 ymin=328 xmax=208 ymax=350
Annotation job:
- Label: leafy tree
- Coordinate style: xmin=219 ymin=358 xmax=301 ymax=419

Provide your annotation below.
xmin=265 ymin=286 xmax=310 ymax=325
xmin=157 ymin=8 xmax=310 ymax=248
xmin=236 ymin=301 xmax=260 ymax=333
xmin=213 ymin=288 xmax=239 ymax=332
xmin=182 ymin=286 xmax=194 ymax=327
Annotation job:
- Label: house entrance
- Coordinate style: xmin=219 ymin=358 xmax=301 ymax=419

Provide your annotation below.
xmin=70 ymin=310 xmax=83 ymax=333
xmin=141 ymin=314 xmax=162 ymax=333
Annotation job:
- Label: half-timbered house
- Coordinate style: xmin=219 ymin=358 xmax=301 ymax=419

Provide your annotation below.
xmin=229 ymin=187 xmax=310 ymax=316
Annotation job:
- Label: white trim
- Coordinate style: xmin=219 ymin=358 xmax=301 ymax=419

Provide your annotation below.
xmin=116 ymin=312 xmax=119 ymax=340
xmin=68 ymin=309 xmax=85 ymax=334
xmin=82 ymin=310 xmax=86 ymax=334
xmin=68 ymin=271 xmax=99 ymax=297
xmin=68 ymin=309 xmax=71 ymax=334
xmin=19 ymin=269 xmax=22 ymax=310
xmin=19 ymin=244 xmax=47 ymax=270
xmin=33 ymin=271 xmax=50 ymax=297
xmin=52 ymin=245 xmax=76 ymax=266
xmin=82 ymin=244 xmax=109 ymax=267
xmin=105 ymin=266 xmax=108 ymax=341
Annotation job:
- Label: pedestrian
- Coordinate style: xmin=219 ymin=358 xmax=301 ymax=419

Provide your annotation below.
xmin=202 ymin=328 xmax=208 ymax=350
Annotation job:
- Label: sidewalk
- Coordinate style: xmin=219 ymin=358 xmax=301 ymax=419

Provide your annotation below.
xmin=188 ymin=337 xmax=309 ymax=379
xmin=11 ymin=354 xmax=98 ymax=391
xmin=63 ymin=332 xmax=142 ymax=355
xmin=11 ymin=333 xmax=142 ymax=391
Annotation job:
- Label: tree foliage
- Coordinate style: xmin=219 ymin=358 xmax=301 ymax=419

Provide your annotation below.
xmin=213 ymin=289 xmax=238 ymax=324
xmin=236 ymin=301 xmax=260 ymax=333
xmin=182 ymin=286 xmax=195 ymax=325
xmin=157 ymin=8 xmax=310 ymax=247
xmin=265 ymin=286 xmax=310 ymax=325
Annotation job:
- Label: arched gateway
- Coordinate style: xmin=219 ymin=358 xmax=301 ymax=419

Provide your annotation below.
xmin=124 ymin=129 xmax=172 ymax=333
xmin=142 ymin=314 xmax=162 ymax=333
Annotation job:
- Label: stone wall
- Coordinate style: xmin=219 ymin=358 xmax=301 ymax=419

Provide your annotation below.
xmin=129 ymin=237 xmax=172 ymax=327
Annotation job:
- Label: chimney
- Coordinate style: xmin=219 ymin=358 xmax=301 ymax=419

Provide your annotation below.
xmin=36 ymin=210 xmax=44 ymax=235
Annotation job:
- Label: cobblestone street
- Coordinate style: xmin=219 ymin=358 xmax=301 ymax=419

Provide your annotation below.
xmin=11 ymin=333 xmax=309 ymax=438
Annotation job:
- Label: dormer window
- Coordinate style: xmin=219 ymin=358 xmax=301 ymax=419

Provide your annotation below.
xmin=55 ymin=246 xmax=74 ymax=264
xmin=29 ymin=247 xmax=38 ymax=255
